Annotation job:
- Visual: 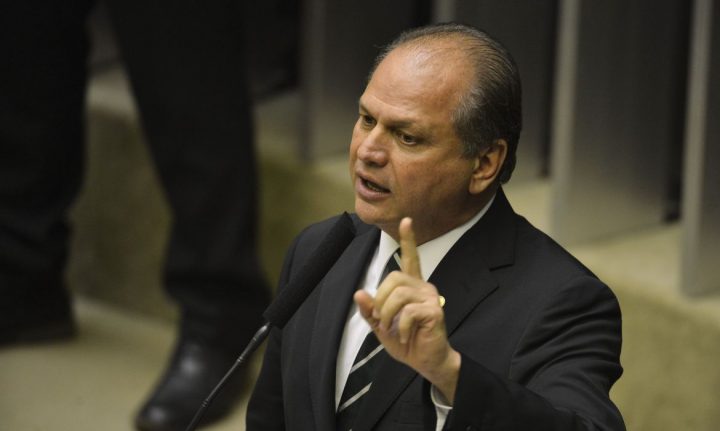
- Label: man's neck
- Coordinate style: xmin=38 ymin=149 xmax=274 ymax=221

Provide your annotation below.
xmin=377 ymin=193 xmax=496 ymax=280
xmin=386 ymin=192 xmax=497 ymax=246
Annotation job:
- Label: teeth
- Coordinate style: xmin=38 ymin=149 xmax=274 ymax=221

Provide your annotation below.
xmin=364 ymin=179 xmax=387 ymax=193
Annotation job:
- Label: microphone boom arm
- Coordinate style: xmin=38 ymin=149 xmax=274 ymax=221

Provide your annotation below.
xmin=184 ymin=323 xmax=271 ymax=431
xmin=184 ymin=212 xmax=356 ymax=431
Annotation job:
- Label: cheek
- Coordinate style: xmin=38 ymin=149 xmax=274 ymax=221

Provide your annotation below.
xmin=395 ymin=164 xmax=441 ymax=199
xmin=404 ymin=161 xmax=470 ymax=199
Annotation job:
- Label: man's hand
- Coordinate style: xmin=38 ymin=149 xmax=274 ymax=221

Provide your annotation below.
xmin=354 ymin=217 xmax=461 ymax=403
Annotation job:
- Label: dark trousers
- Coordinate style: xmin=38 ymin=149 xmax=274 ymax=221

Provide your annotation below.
xmin=0 ymin=0 xmax=269 ymax=345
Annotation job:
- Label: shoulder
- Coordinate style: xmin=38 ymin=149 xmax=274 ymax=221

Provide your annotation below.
xmin=502 ymin=215 xmax=620 ymax=313
xmin=292 ymin=213 xmax=370 ymax=250
xmin=513 ymin=215 xmax=598 ymax=281
xmin=282 ymin=213 xmax=373 ymax=268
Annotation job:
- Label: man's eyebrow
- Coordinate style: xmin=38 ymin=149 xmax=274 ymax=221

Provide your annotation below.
xmin=358 ymin=99 xmax=369 ymax=113
xmin=357 ymin=99 xmax=428 ymax=135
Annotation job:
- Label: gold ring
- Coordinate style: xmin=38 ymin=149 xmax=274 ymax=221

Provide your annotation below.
xmin=438 ymin=295 xmax=446 ymax=308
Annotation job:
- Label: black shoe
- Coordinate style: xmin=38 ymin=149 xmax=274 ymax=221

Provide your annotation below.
xmin=135 ymin=339 xmax=247 ymax=431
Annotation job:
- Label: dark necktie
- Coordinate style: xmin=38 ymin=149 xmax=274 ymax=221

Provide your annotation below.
xmin=336 ymin=251 xmax=401 ymax=431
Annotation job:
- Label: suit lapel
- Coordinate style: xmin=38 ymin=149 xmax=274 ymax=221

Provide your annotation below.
xmin=352 ymin=189 xmax=518 ymax=430
xmin=434 ymin=189 xmax=516 ymax=335
xmin=308 ymin=223 xmax=379 ymax=431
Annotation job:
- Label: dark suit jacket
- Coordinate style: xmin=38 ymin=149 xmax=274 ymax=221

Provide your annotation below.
xmin=247 ymin=190 xmax=624 ymax=430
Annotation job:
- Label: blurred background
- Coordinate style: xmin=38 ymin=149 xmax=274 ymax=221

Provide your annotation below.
xmin=1 ymin=0 xmax=718 ymax=429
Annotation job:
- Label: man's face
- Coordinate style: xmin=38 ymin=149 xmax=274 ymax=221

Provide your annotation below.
xmin=349 ymin=44 xmax=484 ymax=244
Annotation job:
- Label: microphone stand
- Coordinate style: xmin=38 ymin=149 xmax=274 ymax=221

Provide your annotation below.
xmin=183 ymin=323 xmax=271 ymax=431
xmin=183 ymin=212 xmax=356 ymax=431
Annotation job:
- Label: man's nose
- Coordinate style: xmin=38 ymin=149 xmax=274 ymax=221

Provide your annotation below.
xmin=357 ymin=129 xmax=389 ymax=167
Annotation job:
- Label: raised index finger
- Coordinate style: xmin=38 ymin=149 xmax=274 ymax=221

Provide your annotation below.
xmin=399 ymin=217 xmax=422 ymax=279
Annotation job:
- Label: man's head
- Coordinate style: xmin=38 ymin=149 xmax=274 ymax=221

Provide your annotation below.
xmin=349 ymin=23 xmax=522 ymax=244
xmin=371 ymin=24 xmax=522 ymax=181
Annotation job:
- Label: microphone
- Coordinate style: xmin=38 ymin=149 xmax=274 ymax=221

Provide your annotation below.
xmin=263 ymin=212 xmax=357 ymax=328
xmin=184 ymin=212 xmax=356 ymax=431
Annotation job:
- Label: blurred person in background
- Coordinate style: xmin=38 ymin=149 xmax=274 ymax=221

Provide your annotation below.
xmin=0 ymin=1 xmax=289 ymax=429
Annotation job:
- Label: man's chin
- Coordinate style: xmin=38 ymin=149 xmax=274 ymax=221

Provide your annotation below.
xmin=354 ymin=207 xmax=379 ymax=226
xmin=355 ymin=205 xmax=402 ymax=237
xmin=355 ymin=201 xmax=391 ymax=227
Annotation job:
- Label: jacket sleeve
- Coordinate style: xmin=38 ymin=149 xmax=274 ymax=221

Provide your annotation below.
xmin=446 ymin=275 xmax=625 ymax=431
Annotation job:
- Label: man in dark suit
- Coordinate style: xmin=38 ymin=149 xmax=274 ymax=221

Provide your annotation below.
xmin=247 ymin=23 xmax=624 ymax=430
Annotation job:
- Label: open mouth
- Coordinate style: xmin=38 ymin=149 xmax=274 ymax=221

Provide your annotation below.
xmin=362 ymin=178 xmax=390 ymax=193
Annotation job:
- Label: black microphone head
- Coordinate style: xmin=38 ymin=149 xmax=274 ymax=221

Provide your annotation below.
xmin=263 ymin=212 xmax=356 ymax=328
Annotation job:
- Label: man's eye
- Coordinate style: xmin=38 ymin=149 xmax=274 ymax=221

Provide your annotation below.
xmin=398 ymin=132 xmax=417 ymax=144
xmin=360 ymin=115 xmax=375 ymax=127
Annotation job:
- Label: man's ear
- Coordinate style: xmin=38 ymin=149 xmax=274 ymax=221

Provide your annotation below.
xmin=469 ymin=139 xmax=508 ymax=195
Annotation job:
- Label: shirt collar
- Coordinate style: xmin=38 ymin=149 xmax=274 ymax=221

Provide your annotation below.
xmin=376 ymin=194 xmax=496 ymax=281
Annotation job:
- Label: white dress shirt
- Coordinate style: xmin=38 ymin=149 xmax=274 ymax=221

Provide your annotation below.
xmin=335 ymin=195 xmax=494 ymax=430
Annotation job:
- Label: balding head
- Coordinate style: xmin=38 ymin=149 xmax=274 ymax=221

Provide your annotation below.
xmin=370 ymin=24 xmax=522 ymax=183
